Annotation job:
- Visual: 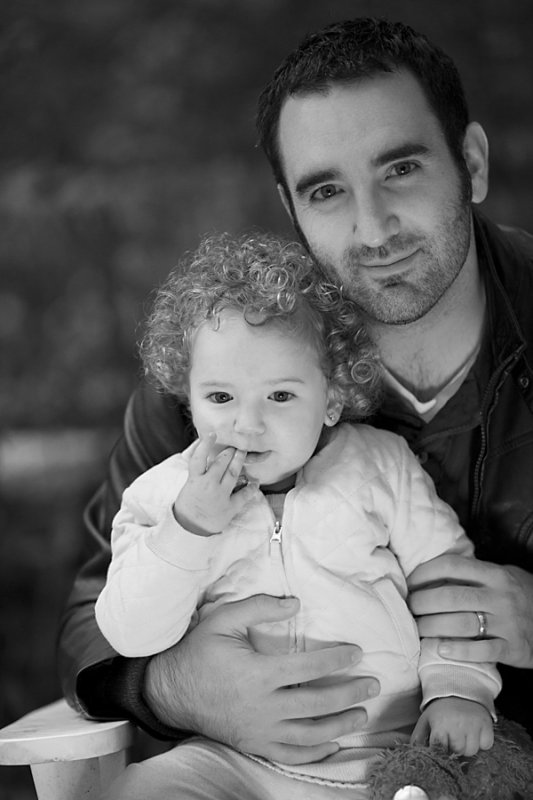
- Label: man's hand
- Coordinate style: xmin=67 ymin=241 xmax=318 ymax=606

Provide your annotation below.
xmin=407 ymin=554 xmax=533 ymax=668
xmin=410 ymin=697 xmax=494 ymax=756
xmin=143 ymin=594 xmax=379 ymax=765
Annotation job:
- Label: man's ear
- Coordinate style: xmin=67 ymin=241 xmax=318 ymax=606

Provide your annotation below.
xmin=463 ymin=122 xmax=489 ymax=204
xmin=277 ymin=183 xmax=293 ymax=221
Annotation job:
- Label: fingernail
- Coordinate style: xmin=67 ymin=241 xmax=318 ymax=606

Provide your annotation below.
xmin=279 ymin=597 xmax=295 ymax=607
xmin=438 ymin=644 xmax=451 ymax=657
xmin=367 ymin=682 xmax=379 ymax=698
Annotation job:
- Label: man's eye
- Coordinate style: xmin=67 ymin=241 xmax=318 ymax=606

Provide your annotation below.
xmin=270 ymin=391 xmax=293 ymax=402
xmin=208 ymin=392 xmax=232 ymax=404
xmin=310 ymin=184 xmax=339 ymax=202
xmin=390 ymin=161 xmax=417 ymax=178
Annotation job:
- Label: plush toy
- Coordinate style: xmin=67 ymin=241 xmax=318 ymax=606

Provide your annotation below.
xmin=367 ymin=717 xmax=533 ymax=800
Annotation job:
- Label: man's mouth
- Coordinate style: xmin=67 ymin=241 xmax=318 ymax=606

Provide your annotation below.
xmin=357 ymin=250 xmax=420 ymax=278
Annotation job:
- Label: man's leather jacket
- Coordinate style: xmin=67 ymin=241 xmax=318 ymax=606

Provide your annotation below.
xmin=57 ymin=210 xmax=533 ymax=737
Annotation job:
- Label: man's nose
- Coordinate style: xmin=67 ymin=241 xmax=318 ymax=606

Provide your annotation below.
xmin=353 ymin=188 xmax=400 ymax=249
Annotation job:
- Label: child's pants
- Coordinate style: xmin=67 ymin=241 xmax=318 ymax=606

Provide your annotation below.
xmin=105 ymin=737 xmax=371 ymax=800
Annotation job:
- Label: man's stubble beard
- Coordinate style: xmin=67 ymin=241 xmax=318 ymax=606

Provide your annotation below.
xmin=290 ymin=170 xmax=474 ymax=327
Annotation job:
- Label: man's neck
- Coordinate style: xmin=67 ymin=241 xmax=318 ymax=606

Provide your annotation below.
xmin=369 ymin=244 xmax=486 ymax=402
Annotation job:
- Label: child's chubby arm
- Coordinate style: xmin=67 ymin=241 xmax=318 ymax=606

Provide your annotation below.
xmin=174 ymin=432 xmax=259 ymax=536
xmin=95 ymin=434 xmax=259 ymax=656
xmin=410 ymin=696 xmax=494 ymax=756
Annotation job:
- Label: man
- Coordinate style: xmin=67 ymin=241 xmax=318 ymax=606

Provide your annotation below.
xmin=58 ymin=17 xmax=533 ymax=771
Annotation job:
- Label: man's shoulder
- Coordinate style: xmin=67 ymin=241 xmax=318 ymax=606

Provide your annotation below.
xmin=124 ymin=382 xmax=195 ymax=455
xmin=496 ymin=222 xmax=533 ymax=261
xmin=479 ymin=214 xmax=533 ymax=350
xmin=476 ymin=212 xmax=533 ymax=302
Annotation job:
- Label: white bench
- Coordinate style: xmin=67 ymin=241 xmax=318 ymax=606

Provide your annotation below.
xmin=0 ymin=699 xmax=134 ymax=800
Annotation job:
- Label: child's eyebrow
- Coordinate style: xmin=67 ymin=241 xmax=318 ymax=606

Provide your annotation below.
xmin=268 ymin=377 xmax=306 ymax=385
xmin=197 ymin=380 xmax=233 ymax=388
xmin=198 ymin=377 xmax=307 ymax=387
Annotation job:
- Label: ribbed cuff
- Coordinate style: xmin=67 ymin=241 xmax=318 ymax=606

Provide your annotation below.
xmin=76 ymin=656 xmax=192 ymax=741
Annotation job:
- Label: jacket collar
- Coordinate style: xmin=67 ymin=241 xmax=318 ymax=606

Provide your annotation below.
xmin=473 ymin=210 xmax=530 ymax=365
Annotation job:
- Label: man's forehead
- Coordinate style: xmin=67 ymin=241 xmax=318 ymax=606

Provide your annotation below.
xmin=278 ymin=69 xmax=432 ymax=127
xmin=277 ymin=70 xmax=444 ymax=180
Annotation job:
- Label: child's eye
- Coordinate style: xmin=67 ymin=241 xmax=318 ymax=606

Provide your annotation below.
xmin=269 ymin=391 xmax=293 ymax=402
xmin=208 ymin=392 xmax=232 ymax=404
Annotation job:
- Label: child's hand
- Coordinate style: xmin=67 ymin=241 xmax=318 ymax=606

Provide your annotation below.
xmin=174 ymin=433 xmax=259 ymax=536
xmin=410 ymin=696 xmax=494 ymax=756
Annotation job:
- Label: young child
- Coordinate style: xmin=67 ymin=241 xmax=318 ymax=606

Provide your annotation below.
xmin=96 ymin=232 xmax=500 ymax=795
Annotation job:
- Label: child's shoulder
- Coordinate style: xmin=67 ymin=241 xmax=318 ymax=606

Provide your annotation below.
xmin=305 ymin=423 xmax=413 ymax=490
xmin=336 ymin=422 xmax=411 ymax=461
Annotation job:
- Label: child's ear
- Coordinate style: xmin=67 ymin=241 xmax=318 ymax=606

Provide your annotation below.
xmin=324 ymin=390 xmax=343 ymax=427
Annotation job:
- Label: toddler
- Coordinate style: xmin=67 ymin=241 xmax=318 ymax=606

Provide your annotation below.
xmin=96 ymin=232 xmax=500 ymax=796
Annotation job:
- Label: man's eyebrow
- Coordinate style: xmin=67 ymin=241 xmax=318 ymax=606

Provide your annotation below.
xmin=372 ymin=143 xmax=431 ymax=168
xmin=295 ymin=169 xmax=341 ymax=198
xmin=294 ymin=145 xmax=432 ymax=197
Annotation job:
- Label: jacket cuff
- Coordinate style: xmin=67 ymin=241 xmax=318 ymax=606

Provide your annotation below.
xmin=76 ymin=656 xmax=192 ymax=741
xmin=420 ymin=663 xmax=500 ymax=722
xmin=146 ymin=504 xmax=220 ymax=569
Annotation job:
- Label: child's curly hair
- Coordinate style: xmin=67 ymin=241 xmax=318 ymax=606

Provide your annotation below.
xmin=140 ymin=232 xmax=382 ymax=421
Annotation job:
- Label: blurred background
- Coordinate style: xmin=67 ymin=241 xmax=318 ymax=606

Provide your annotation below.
xmin=1 ymin=0 xmax=532 ymax=797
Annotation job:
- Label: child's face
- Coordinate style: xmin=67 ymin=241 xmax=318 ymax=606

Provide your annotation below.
xmin=188 ymin=308 xmax=337 ymax=488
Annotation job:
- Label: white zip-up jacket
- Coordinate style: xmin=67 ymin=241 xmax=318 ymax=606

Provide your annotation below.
xmin=96 ymin=423 xmax=500 ymax=785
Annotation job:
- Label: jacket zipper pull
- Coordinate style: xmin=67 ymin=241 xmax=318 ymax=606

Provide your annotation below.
xmin=270 ymin=520 xmax=282 ymax=543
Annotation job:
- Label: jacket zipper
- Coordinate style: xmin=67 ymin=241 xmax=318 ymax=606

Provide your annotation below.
xmin=268 ymin=517 xmax=298 ymax=653
xmin=270 ymin=520 xmax=282 ymax=544
xmin=471 ymin=349 xmax=522 ymax=519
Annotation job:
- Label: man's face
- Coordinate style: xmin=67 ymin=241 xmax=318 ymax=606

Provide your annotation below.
xmin=277 ymin=70 xmax=475 ymax=326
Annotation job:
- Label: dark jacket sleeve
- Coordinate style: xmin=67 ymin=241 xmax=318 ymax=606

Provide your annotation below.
xmin=57 ymin=382 xmax=196 ymax=738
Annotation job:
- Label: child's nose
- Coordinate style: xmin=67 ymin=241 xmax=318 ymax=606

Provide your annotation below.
xmin=233 ymin=405 xmax=265 ymax=435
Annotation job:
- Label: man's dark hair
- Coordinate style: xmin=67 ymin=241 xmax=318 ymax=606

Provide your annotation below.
xmin=256 ymin=18 xmax=470 ymax=190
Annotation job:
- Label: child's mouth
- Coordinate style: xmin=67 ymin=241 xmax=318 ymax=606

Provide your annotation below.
xmin=244 ymin=451 xmax=271 ymax=464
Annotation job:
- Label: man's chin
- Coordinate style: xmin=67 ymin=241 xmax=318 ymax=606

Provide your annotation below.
xmin=355 ymin=290 xmax=445 ymax=327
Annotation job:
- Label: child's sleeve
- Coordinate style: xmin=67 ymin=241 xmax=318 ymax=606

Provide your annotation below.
xmin=417 ymin=638 xmax=501 ymax=719
xmin=95 ymin=456 xmax=220 ymax=657
xmin=387 ymin=435 xmax=501 ymax=715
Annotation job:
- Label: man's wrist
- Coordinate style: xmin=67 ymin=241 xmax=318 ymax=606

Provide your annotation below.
xmin=76 ymin=656 xmax=188 ymax=741
xmin=142 ymin=649 xmax=197 ymax=733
